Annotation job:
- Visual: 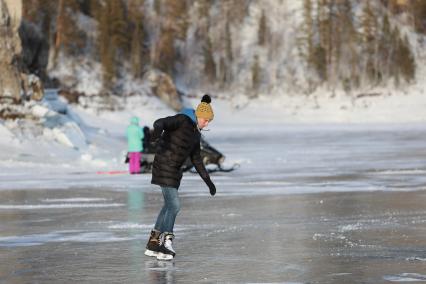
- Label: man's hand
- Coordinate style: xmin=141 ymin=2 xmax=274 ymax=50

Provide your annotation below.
xmin=150 ymin=138 xmax=161 ymax=152
xmin=206 ymin=179 xmax=216 ymax=196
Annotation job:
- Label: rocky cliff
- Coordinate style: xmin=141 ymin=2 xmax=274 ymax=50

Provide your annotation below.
xmin=0 ymin=0 xmax=22 ymax=103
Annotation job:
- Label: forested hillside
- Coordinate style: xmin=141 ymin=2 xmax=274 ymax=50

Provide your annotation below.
xmin=3 ymin=0 xmax=426 ymax=105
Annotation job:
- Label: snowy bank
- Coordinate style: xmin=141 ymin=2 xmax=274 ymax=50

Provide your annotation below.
xmin=0 ymin=87 xmax=425 ymax=181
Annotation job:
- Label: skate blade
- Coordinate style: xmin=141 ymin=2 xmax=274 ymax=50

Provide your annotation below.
xmin=156 ymin=253 xmax=174 ymax=261
xmin=144 ymin=249 xmax=159 ymax=257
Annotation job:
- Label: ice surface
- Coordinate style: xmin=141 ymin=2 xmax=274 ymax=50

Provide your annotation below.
xmin=0 ymin=124 xmax=426 ymax=283
xmin=0 ymin=187 xmax=425 ymax=283
xmin=1 ymin=85 xmax=426 ymax=282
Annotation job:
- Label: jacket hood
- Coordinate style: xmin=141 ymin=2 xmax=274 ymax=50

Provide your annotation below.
xmin=180 ymin=108 xmax=197 ymax=124
xmin=130 ymin=116 xmax=139 ymax=125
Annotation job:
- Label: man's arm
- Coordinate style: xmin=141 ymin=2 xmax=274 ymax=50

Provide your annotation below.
xmin=190 ymin=145 xmax=216 ymax=196
xmin=151 ymin=114 xmax=183 ymax=141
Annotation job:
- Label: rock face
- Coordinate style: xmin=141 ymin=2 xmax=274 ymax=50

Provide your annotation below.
xmin=144 ymin=69 xmax=183 ymax=111
xmin=0 ymin=0 xmax=22 ymax=103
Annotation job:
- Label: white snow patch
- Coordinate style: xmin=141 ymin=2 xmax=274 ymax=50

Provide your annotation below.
xmin=0 ymin=231 xmax=137 ymax=247
xmin=0 ymin=123 xmax=15 ymax=145
xmin=0 ymin=203 xmax=124 ymax=210
xmin=31 ymin=104 xmax=50 ymax=117
xmin=55 ymin=232 xmax=135 ymax=243
xmin=108 ymin=223 xmax=153 ymax=230
xmin=406 ymin=257 xmax=426 ymax=262
xmin=338 ymin=223 xmax=362 ymax=233
xmin=383 ymin=273 xmax=426 ymax=282
xmin=49 ymin=56 xmax=103 ymax=96
xmin=41 ymin=198 xmax=109 ymax=203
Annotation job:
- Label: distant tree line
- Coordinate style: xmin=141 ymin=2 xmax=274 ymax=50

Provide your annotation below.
xmin=22 ymin=0 xmax=189 ymax=93
xmin=300 ymin=0 xmax=420 ymax=92
xmin=20 ymin=0 xmax=424 ymax=96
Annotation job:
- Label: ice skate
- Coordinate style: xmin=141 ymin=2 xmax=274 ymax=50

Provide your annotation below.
xmin=156 ymin=233 xmax=176 ymax=261
xmin=144 ymin=229 xmax=161 ymax=257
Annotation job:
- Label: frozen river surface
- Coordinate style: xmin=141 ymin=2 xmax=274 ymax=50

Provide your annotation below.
xmin=1 ymin=125 xmax=426 ymax=283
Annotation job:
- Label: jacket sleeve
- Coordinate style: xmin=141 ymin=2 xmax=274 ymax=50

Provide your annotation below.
xmin=151 ymin=115 xmax=183 ymax=141
xmin=139 ymin=127 xmax=144 ymax=150
xmin=190 ymin=142 xmax=211 ymax=185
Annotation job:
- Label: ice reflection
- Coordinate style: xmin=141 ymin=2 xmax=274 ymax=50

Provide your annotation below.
xmin=127 ymin=189 xmax=146 ymax=283
xmin=145 ymin=261 xmax=176 ymax=284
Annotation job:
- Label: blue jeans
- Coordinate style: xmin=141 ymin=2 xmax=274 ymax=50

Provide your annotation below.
xmin=154 ymin=187 xmax=181 ymax=233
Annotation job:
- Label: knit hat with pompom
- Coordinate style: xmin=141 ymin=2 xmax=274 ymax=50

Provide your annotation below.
xmin=195 ymin=94 xmax=214 ymax=121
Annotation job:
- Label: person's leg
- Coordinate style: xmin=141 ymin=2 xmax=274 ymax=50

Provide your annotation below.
xmin=159 ymin=187 xmax=180 ymax=233
xmin=147 ymin=187 xmax=180 ymax=258
xmin=134 ymin=152 xmax=141 ymax=173
xmin=156 ymin=187 xmax=180 ymax=260
xmin=128 ymin=153 xmax=132 ymax=173
xmin=128 ymin=152 xmax=136 ymax=174
xmin=154 ymin=204 xmax=167 ymax=231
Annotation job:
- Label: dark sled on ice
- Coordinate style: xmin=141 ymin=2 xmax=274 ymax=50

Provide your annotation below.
xmin=125 ymin=127 xmax=238 ymax=174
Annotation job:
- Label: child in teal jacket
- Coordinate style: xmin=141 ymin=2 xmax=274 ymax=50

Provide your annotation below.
xmin=126 ymin=116 xmax=144 ymax=174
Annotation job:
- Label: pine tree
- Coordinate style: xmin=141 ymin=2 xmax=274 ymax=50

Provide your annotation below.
xmin=151 ymin=0 xmax=189 ymax=75
xmin=389 ymin=26 xmax=400 ymax=86
xmin=203 ymin=35 xmax=216 ymax=82
xmin=219 ymin=57 xmax=229 ymax=89
xmin=397 ymin=35 xmax=415 ymax=83
xmin=129 ymin=0 xmax=146 ymax=78
xmin=53 ymin=0 xmax=83 ymax=63
xmin=193 ymin=0 xmax=215 ymax=84
xmin=165 ymin=0 xmax=188 ymax=41
xmin=303 ymin=0 xmax=314 ymax=68
xmin=376 ymin=11 xmax=416 ymax=86
xmin=251 ymin=54 xmax=261 ymax=92
xmin=315 ymin=0 xmax=330 ymax=81
xmin=153 ymin=29 xmax=176 ymax=74
xmin=110 ymin=0 xmax=130 ymax=58
xmin=222 ymin=0 xmax=249 ymax=24
xmin=377 ymin=14 xmax=392 ymax=80
xmin=332 ymin=0 xmax=344 ymax=85
xmin=317 ymin=0 xmax=328 ymax=50
xmin=97 ymin=1 xmax=115 ymax=89
xmin=336 ymin=0 xmax=359 ymax=90
xmin=300 ymin=0 xmax=317 ymax=92
xmin=54 ymin=0 xmax=65 ymax=58
xmin=361 ymin=0 xmax=379 ymax=84
xmin=410 ymin=0 xmax=426 ymax=34
xmin=225 ymin=20 xmax=233 ymax=63
xmin=326 ymin=0 xmax=336 ymax=86
xmin=361 ymin=1 xmax=377 ymax=53
xmin=23 ymin=0 xmax=58 ymax=71
xmin=90 ymin=0 xmax=102 ymax=19
xmin=313 ymin=44 xmax=327 ymax=81
xmin=258 ymin=9 xmax=268 ymax=46
xmin=196 ymin=0 xmax=211 ymax=20
xmin=154 ymin=0 xmax=162 ymax=14
xmin=217 ymin=18 xmax=233 ymax=87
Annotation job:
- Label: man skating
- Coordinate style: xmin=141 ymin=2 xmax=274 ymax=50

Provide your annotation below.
xmin=145 ymin=95 xmax=217 ymax=260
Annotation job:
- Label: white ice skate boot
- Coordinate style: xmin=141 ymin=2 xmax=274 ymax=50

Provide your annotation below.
xmin=157 ymin=233 xmax=176 ymax=261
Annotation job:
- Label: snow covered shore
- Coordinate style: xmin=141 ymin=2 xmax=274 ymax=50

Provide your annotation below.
xmin=0 ymin=87 xmax=425 ymax=192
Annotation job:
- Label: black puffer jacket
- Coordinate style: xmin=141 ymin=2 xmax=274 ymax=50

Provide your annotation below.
xmin=150 ymin=112 xmax=211 ymax=189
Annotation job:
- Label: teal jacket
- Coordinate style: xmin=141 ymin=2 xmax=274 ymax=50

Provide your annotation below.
xmin=126 ymin=117 xmax=144 ymax=152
